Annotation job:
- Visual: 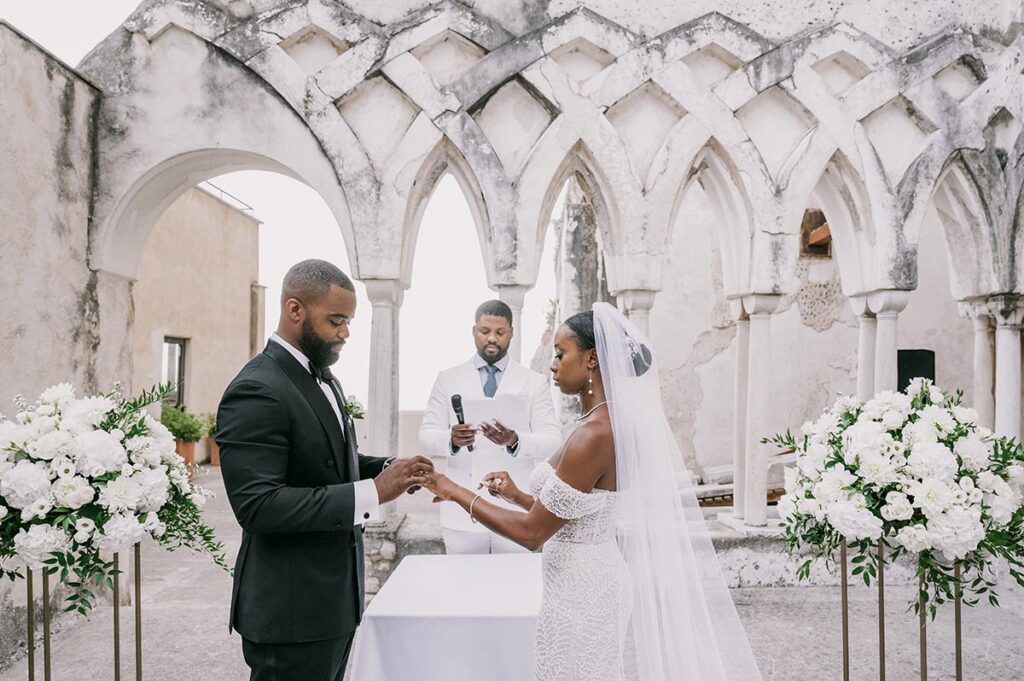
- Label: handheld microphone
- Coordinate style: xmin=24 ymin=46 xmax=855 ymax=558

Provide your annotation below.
xmin=451 ymin=394 xmax=473 ymax=452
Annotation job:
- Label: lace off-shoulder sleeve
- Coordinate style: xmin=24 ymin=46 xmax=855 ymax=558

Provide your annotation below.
xmin=538 ymin=474 xmax=605 ymax=520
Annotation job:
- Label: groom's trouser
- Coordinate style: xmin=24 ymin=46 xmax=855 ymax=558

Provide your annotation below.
xmin=242 ymin=633 xmax=355 ymax=681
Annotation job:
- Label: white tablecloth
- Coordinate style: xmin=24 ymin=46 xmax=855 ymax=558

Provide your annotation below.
xmin=351 ymin=553 xmax=543 ymax=681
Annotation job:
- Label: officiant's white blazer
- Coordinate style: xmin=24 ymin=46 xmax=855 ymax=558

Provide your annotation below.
xmin=419 ymin=356 xmax=563 ymax=532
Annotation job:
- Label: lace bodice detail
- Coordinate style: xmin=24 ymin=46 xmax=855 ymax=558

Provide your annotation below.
xmin=529 ymin=461 xmax=618 ymax=544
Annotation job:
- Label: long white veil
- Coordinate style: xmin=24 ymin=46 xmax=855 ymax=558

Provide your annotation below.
xmin=593 ymin=302 xmax=762 ymax=681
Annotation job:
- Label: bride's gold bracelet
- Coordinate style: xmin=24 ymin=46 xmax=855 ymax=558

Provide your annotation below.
xmin=469 ymin=493 xmax=482 ymax=523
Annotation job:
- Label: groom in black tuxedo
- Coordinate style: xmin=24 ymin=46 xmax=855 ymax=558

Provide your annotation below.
xmin=217 ymin=259 xmax=433 ymax=681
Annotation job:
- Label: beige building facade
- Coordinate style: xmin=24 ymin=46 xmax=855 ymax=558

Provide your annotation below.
xmin=131 ymin=185 xmax=264 ymax=462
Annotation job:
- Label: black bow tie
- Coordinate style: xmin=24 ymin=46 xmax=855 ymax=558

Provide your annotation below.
xmin=310 ymin=363 xmax=336 ymax=384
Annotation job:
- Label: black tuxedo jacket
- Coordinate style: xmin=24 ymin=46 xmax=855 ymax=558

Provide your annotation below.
xmin=216 ymin=340 xmax=390 ymax=644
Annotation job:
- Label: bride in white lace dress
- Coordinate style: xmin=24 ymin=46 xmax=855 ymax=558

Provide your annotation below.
xmin=425 ymin=304 xmax=762 ymax=681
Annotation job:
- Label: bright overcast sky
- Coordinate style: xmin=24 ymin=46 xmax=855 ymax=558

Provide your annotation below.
xmin=2 ymin=1 xmax=560 ymax=411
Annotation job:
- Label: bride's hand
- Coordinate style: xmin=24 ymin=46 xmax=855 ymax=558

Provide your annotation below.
xmin=424 ymin=472 xmax=458 ymax=503
xmin=480 ymin=471 xmax=520 ymax=504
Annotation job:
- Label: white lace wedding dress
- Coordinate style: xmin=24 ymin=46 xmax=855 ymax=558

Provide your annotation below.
xmin=529 ymin=460 xmax=633 ymax=681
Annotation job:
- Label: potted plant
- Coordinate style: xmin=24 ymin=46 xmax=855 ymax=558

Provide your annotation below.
xmin=203 ymin=413 xmax=220 ymax=466
xmin=160 ymin=405 xmax=204 ymax=467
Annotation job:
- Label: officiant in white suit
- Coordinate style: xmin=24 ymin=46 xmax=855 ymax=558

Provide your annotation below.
xmin=419 ymin=300 xmax=563 ymax=554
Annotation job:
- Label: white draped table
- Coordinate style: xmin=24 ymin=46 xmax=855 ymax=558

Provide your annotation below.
xmin=351 ymin=553 xmax=543 ymax=681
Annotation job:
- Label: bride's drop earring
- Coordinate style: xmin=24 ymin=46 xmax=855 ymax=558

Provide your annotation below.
xmin=587 ymin=367 xmax=594 ymax=395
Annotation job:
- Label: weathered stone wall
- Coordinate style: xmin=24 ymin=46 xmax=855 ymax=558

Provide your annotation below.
xmin=0 ymin=23 xmax=99 ymax=400
xmin=0 ymin=22 xmax=99 ymax=665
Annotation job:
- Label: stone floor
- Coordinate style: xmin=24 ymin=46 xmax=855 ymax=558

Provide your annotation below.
xmin=2 ymin=466 xmax=1022 ymax=680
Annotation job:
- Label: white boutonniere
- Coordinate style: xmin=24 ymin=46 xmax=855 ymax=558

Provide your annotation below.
xmin=345 ymin=396 xmax=366 ymax=420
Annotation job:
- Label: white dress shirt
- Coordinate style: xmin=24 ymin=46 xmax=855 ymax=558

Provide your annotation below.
xmin=270 ymin=333 xmax=380 ymax=525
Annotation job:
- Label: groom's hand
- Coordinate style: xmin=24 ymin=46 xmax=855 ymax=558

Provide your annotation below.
xmin=374 ymin=456 xmax=433 ymax=504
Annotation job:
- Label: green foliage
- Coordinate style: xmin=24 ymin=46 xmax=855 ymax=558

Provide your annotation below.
xmin=161 ymin=405 xmax=204 ymax=442
xmin=201 ymin=413 xmax=217 ymax=439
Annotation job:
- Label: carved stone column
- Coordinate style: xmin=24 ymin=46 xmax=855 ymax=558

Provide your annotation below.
xmin=989 ymin=295 xmax=1024 ymax=440
xmin=616 ymin=289 xmax=657 ymax=336
xmin=496 ymin=284 xmax=528 ymax=362
xmin=867 ymin=290 xmax=910 ymax=393
xmin=729 ymin=299 xmax=750 ymax=520
xmin=849 ymin=296 xmax=876 ymax=402
xmin=958 ymin=300 xmax=995 ymax=430
xmin=742 ymin=293 xmax=782 ymax=527
xmin=363 ymin=279 xmax=405 ymax=463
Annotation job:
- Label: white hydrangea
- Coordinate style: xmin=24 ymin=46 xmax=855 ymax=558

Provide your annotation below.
xmin=777 ymin=492 xmax=797 ymax=519
xmin=97 ymin=475 xmax=144 ymax=513
xmin=954 ymin=435 xmax=994 ymax=473
xmin=1007 ymin=464 xmax=1024 ymax=496
xmin=907 ymin=478 xmax=956 ymax=519
xmin=880 ymin=491 xmax=914 ymax=521
xmin=862 ymin=391 xmax=912 ymax=422
xmin=13 ymin=524 xmax=70 ymax=569
xmin=25 ymin=429 xmax=74 ymax=462
xmin=133 ymin=467 xmax=170 ymax=512
xmin=798 ymin=442 xmax=830 ymax=480
xmin=905 ymin=419 xmax=939 ymax=445
xmin=51 ymin=476 xmax=95 ymax=510
xmin=907 ymin=442 xmax=958 ymax=481
xmin=0 ymin=459 xmax=53 ymax=509
xmin=60 ymin=396 xmax=116 ymax=434
xmin=0 ymin=419 xmax=18 ymax=451
xmin=928 ymin=505 xmax=986 ymax=561
xmin=73 ymin=430 xmax=128 ymax=478
xmin=95 ymin=514 xmax=146 ymax=553
xmin=797 ymin=497 xmax=827 ymax=522
xmin=826 ymin=498 xmax=883 ymax=541
xmin=126 ymin=436 xmax=162 ymax=468
xmin=895 ymin=523 xmax=933 ymax=554
xmin=142 ymin=514 xmax=166 ymax=538
xmin=831 ymin=395 xmax=861 ymax=416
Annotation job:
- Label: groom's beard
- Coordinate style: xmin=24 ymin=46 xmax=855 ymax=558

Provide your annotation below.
xmin=299 ymin=318 xmax=343 ymax=369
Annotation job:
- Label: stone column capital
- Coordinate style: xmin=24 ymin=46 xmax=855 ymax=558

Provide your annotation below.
xmin=617 ymin=289 xmax=657 ymax=313
xmin=987 ymin=294 xmax=1024 ymax=328
xmin=847 ymin=294 xmax=873 ymax=318
xmin=958 ymin=298 xmax=994 ymax=328
xmin=363 ymin=278 xmax=406 ymax=308
xmin=867 ymin=289 xmax=911 ymax=316
xmin=728 ymin=297 xmax=749 ymax=322
xmin=741 ymin=293 xmax=782 ymax=317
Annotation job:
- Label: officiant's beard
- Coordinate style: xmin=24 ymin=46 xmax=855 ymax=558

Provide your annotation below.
xmin=300 ymin=318 xmax=343 ymax=369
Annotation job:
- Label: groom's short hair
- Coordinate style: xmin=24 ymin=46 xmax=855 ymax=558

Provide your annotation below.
xmin=282 ymin=259 xmax=355 ymax=305
xmin=475 ymin=299 xmax=513 ymax=326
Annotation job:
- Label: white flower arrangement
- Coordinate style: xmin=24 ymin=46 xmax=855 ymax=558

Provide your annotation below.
xmin=0 ymin=383 xmax=228 ymax=614
xmin=769 ymin=378 xmax=1024 ymax=617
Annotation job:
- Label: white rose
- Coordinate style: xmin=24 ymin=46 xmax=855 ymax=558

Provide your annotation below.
xmin=0 ymin=459 xmax=53 ymax=509
xmin=907 ymin=442 xmax=958 ymax=481
xmin=142 ymin=514 xmax=166 ymax=538
xmin=882 ymin=409 xmax=907 ymax=430
xmin=97 ymin=475 xmax=143 ymax=513
xmin=895 ymin=523 xmax=933 ymax=554
xmin=75 ymin=517 xmax=96 ymax=535
xmin=798 ymin=442 xmax=829 ymax=479
xmin=0 ymin=420 xmax=19 ymax=451
xmin=0 ymin=505 xmax=7 ymax=520
xmin=986 ymin=489 xmax=1019 ymax=527
xmin=95 ymin=514 xmax=146 ymax=553
xmin=832 ymin=395 xmax=861 ymax=416
xmin=881 ymin=491 xmax=914 ymax=521
xmin=51 ymin=476 xmax=95 ymax=510
xmin=126 ymin=436 xmax=162 ymax=467
xmin=12 ymin=524 xmax=70 ymax=570
xmin=73 ymin=430 xmax=128 ymax=478
xmin=907 ymin=478 xmax=956 ymax=519
xmin=905 ymin=420 xmax=939 ymax=445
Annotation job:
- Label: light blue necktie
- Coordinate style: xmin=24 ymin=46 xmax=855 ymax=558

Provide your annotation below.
xmin=483 ymin=364 xmax=499 ymax=398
